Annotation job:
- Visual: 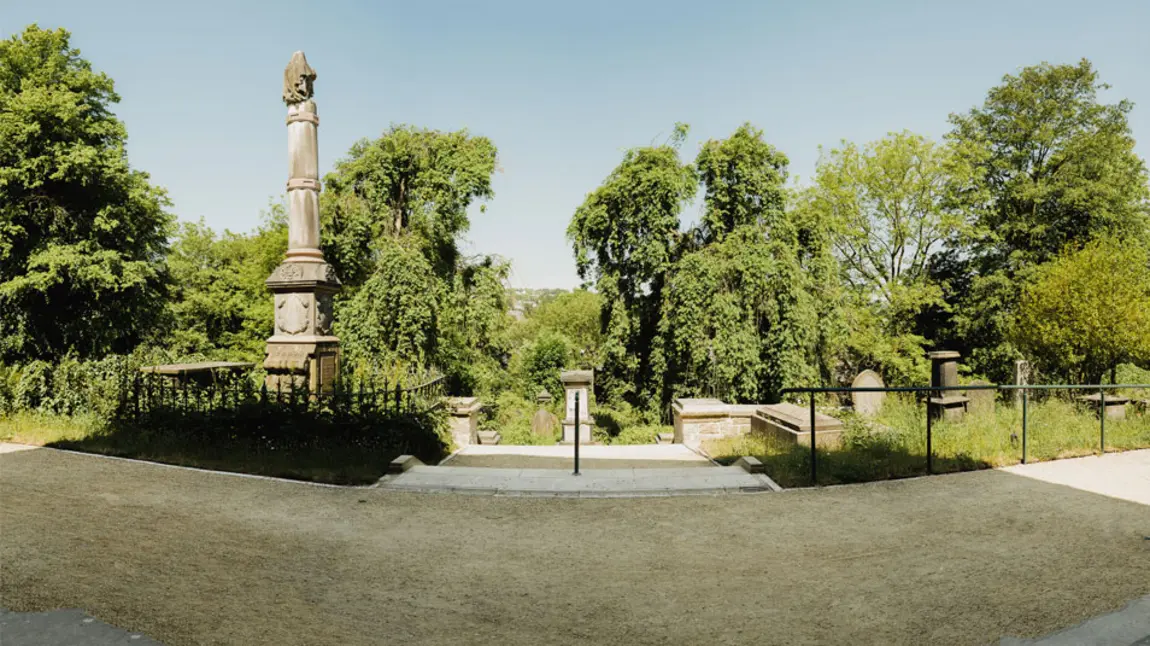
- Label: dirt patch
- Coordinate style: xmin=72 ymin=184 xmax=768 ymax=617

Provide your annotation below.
xmin=2 ymin=447 xmax=1149 ymax=646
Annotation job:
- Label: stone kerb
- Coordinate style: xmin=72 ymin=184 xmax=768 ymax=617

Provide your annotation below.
xmin=444 ymin=396 xmax=483 ymax=447
xmin=750 ymin=403 xmax=845 ymax=449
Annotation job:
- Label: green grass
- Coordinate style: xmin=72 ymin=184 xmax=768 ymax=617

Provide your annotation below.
xmin=703 ymin=394 xmax=1150 ymax=488
xmin=0 ymin=411 xmax=440 ymax=486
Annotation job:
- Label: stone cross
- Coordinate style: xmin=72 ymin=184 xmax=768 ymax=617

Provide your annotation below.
xmin=264 ymin=51 xmax=341 ymax=394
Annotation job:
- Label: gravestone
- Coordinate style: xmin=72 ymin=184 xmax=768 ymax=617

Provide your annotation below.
xmin=850 ymin=370 xmax=885 ymax=417
xmin=965 ymin=379 xmax=995 ymax=416
xmin=927 ymin=350 xmax=969 ymax=421
xmin=264 ymin=52 xmax=341 ymax=394
xmin=531 ymin=390 xmax=558 ymax=438
xmin=1076 ymin=393 xmax=1129 ymax=420
xmin=1013 ymin=359 xmax=1030 ymax=406
xmin=560 ymin=370 xmax=594 ymax=444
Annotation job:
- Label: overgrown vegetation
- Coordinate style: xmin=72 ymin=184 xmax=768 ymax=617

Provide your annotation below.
xmin=2 ymin=24 xmax=1148 ymax=462
xmin=0 ymin=355 xmax=448 ymax=484
xmin=704 ymin=392 xmax=1150 ymax=487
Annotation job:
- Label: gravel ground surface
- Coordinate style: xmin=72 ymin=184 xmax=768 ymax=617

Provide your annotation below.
xmin=2 ymin=446 xmax=1149 ymax=646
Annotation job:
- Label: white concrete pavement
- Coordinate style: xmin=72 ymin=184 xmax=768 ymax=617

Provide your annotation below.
xmin=999 ymin=449 xmax=1150 ymax=506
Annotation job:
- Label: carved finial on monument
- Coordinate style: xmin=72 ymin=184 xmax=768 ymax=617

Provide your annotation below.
xmin=282 ymin=51 xmax=316 ymax=105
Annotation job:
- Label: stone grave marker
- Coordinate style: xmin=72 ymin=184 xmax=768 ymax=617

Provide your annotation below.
xmin=966 ymin=380 xmax=995 ymax=416
xmin=850 ymin=370 xmax=885 ymax=417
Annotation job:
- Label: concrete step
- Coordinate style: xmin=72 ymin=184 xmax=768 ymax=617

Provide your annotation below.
xmin=656 ymin=432 xmax=675 ymax=444
xmin=477 ymin=431 xmax=501 ymax=445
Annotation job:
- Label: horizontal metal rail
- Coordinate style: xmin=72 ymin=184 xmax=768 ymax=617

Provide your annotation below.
xmin=782 ymin=384 xmax=1150 ymax=395
xmin=778 ymin=382 xmax=1150 ymax=486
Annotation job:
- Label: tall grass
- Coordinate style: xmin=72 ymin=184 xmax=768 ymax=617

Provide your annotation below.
xmin=704 ymin=392 xmax=1150 ymax=487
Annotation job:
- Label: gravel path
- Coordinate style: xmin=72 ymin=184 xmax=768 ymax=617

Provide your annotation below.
xmin=2 ymin=446 xmax=1148 ymax=646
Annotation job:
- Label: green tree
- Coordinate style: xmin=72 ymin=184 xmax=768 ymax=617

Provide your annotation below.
xmin=1013 ymin=238 xmax=1150 ymax=383
xmin=336 ymin=239 xmax=439 ymax=370
xmin=322 ymin=125 xmax=497 ymax=286
xmin=0 ymin=25 xmax=174 ymax=361
xmin=659 ymin=125 xmax=829 ymax=402
xmin=694 ymin=123 xmax=788 ymax=243
xmin=163 ymin=208 xmax=287 ymax=359
xmin=808 ymin=132 xmax=968 ymax=383
xmin=945 ymin=59 xmax=1150 ymax=380
xmin=321 ymin=125 xmax=507 ymax=394
xmin=567 ymin=124 xmax=696 ymax=406
xmin=519 ymin=330 xmax=571 ymax=402
xmin=513 ymin=289 xmax=602 ymax=366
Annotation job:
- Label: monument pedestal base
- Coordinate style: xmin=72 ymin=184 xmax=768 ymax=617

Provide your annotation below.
xmin=560 ymin=419 xmax=595 ymax=444
xmin=264 ymin=338 xmax=340 ymax=395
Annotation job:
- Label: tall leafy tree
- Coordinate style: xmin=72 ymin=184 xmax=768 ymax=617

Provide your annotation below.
xmin=322 ymin=125 xmax=508 ymax=392
xmin=0 ymin=25 xmax=174 ymax=362
xmin=163 ymin=208 xmax=287 ymax=359
xmin=568 ymin=124 xmax=697 ymax=406
xmin=809 ymin=131 xmax=968 ymax=383
xmin=944 ymin=60 xmax=1150 ymax=380
xmin=321 ymin=125 xmax=497 ymax=286
xmin=660 ymin=124 xmax=827 ymax=403
xmin=1013 ymin=237 xmax=1150 ymax=383
xmin=694 ymin=123 xmax=789 ymax=243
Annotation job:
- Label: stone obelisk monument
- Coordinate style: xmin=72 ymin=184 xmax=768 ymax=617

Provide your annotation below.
xmin=263 ymin=51 xmax=341 ymax=393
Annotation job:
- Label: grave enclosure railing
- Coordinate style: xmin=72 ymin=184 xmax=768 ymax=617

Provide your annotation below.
xmin=779 ymin=383 xmax=1150 ymax=487
xmin=118 ymin=370 xmax=447 ymax=425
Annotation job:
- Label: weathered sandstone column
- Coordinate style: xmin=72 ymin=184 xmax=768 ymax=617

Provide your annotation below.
xmin=264 ymin=51 xmax=341 ymax=394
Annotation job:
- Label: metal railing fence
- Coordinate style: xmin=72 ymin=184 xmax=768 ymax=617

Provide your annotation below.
xmin=780 ymin=383 xmax=1150 ymax=486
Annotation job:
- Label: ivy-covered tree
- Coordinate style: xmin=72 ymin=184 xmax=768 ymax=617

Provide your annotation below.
xmin=567 ymin=124 xmax=697 ymax=406
xmin=945 ymin=59 xmax=1150 ymax=380
xmin=336 ymin=239 xmax=439 ymax=370
xmin=0 ymin=25 xmax=174 ymax=362
xmin=322 ymin=125 xmax=497 ymax=286
xmin=694 ymin=123 xmax=789 ymax=243
xmin=1013 ymin=238 xmax=1150 ymax=383
xmin=322 ymin=125 xmax=508 ymax=394
xmin=660 ymin=125 xmax=827 ymax=403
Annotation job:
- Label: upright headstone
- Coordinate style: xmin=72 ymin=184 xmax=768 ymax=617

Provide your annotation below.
xmin=1013 ymin=359 xmax=1030 ymax=406
xmin=927 ymin=350 xmax=969 ymax=421
xmin=264 ymin=52 xmax=342 ymax=394
xmin=560 ymin=370 xmax=594 ymax=444
xmin=531 ymin=390 xmax=558 ymax=439
xmin=850 ymin=370 xmax=886 ymax=417
xmin=965 ymin=379 xmax=995 ymax=416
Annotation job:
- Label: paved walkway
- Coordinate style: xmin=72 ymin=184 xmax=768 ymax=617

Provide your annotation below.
xmin=999 ymin=594 xmax=1150 ymax=645
xmin=379 ymin=464 xmax=775 ymax=496
xmin=1000 ymin=449 xmax=1150 ymax=506
xmin=382 ymin=443 xmax=775 ymax=496
xmin=0 ymin=608 xmax=164 ymax=645
xmin=440 ymin=442 xmax=716 ymax=469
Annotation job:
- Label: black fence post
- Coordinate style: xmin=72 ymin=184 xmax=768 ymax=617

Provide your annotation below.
xmin=1021 ymin=389 xmax=1028 ymax=465
xmin=573 ymin=391 xmax=581 ymax=476
xmin=926 ymin=389 xmax=933 ymax=475
xmin=1099 ymin=387 xmax=1106 ymax=455
xmin=809 ymin=393 xmax=817 ymax=486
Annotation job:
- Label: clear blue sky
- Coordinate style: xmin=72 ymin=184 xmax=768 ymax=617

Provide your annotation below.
xmin=5 ymin=0 xmax=1149 ymax=288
